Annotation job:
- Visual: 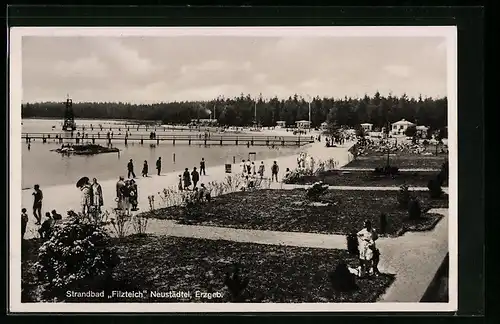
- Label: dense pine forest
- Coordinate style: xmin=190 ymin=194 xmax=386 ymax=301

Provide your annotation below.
xmin=22 ymin=92 xmax=447 ymax=130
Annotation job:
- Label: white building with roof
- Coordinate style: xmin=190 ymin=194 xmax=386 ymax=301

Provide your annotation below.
xmin=276 ymin=120 xmax=286 ymax=128
xmin=360 ymin=123 xmax=373 ymax=132
xmin=416 ymin=125 xmax=429 ymax=138
xmin=296 ymin=120 xmax=311 ymax=129
xmin=391 ymin=119 xmax=415 ymax=135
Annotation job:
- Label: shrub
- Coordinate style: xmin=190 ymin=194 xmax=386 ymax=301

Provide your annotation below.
xmin=374 ymin=165 xmax=399 ymax=176
xmin=34 ymin=218 xmax=120 ymax=300
xmin=346 ymin=233 xmax=359 ymax=256
xmin=224 ymin=263 xmax=249 ymax=302
xmin=422 ymin=139 xmax=429 ymax=146
xmin=329 ymin=261 xmax=358 ymax=292
xmin=397 ymin=184 xmax=411 ymax=208
xmin=427 ymin=177 xmax=444 ymax=199
xmin=109 ymin=209 xmax=132 ymax=238
xmin=379 ymin=213 xmax=388 ymax=235
xmin=408 ymin=197 xmax=422 ymax=220
xmin=306 ymin=181 xmax=329 ymax=201
xmin=437 ymin=160 xmax=449 ymax=186
xmin=131 ymin=215 xmax=148 ymax=236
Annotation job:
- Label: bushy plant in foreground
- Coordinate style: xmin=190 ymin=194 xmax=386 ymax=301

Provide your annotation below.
xmin=397 ymin=184 xmax=411 ymax=208
xmin=34 ymin=218 xmax=120 ymax=299
xmin=306 ymin=181 xmax=329 ymax=201
xmin=329 ymin=261 xmax=358 ymax=292
xmin=346 ymin=233 xmax=359 ymax=256
xmin=427 ymin=177 xmax=444 ymax=199
xmin=408 ymin=197 xmax=422 ymax=220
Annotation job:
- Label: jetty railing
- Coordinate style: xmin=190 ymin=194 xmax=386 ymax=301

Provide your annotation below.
xmin=21 ymin=132 xmax=315 ymax=147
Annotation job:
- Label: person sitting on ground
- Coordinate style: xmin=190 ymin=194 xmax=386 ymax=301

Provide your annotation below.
xmin=51 ymin=209 xmax=62 ymax=221
xmin=38 ymin=212 xmax=54 ymax=240
xmin=284 ymin=168 xmax=292 ymax=180
xmin=21 ymin=208 xmax=28 ymax=240
xmin=198 ymin=183 xmax=211 ymax=202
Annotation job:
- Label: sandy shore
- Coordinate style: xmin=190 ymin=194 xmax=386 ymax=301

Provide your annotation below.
xmin=21 ymin=141 xmax=354 ymax=239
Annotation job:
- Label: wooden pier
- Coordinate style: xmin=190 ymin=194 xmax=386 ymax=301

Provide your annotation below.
xmin=21 ymin=132 xmax=314 ymax=147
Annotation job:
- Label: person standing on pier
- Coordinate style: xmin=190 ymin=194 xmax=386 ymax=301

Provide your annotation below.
xmin=183 ymin=168 xmax=192 ymax=190
xmin=156 ymin=157 xmax=162 ymax=176
xmin=142 ymin=160 xmax=149 ymax=177
xmin=200 ymin=158 xmax=206 ymax=175
xmin=91 ymin=178 xmax=103 ymax=213
xmin=258 ymin=161 xmax=265 ymax=179
xmin=32 ymin=184 xmax=43 ymax=225
xmin=191 ymin=167 xmax=200 ymax=189
xmin=271 ymin=161 xmax=279 ymax=182
xmin=127 ymin=159 xmax=136 ymax=179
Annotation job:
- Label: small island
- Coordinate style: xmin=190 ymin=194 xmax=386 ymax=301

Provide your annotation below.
xmin=51 ymin=143 xmax=120 ymax=155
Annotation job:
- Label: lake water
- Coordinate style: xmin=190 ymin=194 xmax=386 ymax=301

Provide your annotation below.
xmin=21 ymin=119 xmax=304 ymax=188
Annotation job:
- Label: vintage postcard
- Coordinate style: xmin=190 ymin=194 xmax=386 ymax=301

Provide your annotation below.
xmin=9 ymin=26 xmax=457 ymax=313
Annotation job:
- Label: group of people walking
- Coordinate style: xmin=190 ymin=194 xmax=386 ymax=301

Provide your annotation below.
xmin=239 ymin=159 xmax=280 ymax=182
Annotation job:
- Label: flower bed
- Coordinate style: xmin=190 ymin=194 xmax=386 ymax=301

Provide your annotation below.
xmin=285 ymin=170 xmax=439 ymax=187
xmin=143 ymin=189 xmax=448 ymax=236
xmin=21 ymin=236 xmax=394 ymax=303
xmin=345 ymin=155 xmax=448 ymax=169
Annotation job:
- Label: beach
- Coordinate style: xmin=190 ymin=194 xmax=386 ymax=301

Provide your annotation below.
xmin=21 ymin=140 xmax=355 ymax=239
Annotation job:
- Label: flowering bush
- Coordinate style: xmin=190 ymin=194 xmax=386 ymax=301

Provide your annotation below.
xmin=109 ymin=209 xmax=131 ymax=238
xmin=34 ymin=218 xmax=120 ymax=299
xmin=131 ymin=215 xmax=149 ymax=236
xmin=397 ymin=184 xmax=411 ymax=208
xmin=283 ymin=168 xmax=310 ymax=184
xmin=306 ymin=181 xmax=329 ymax=201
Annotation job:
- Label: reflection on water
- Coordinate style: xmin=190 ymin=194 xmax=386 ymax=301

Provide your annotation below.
xmin=21 ymin=136 xmax=301 ymax=189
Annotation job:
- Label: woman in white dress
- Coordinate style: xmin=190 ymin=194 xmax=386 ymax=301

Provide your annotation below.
xmin=80 ymin=180 xmax=93 ymax=215
xmin=357 ymin=220 xmax=379 ymax=276
xmin=91 ymin=178 xmax=103 ymax=213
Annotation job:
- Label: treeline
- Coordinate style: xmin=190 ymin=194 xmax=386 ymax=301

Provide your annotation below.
xmin=22 ymin=92 xmax=447 ymax=130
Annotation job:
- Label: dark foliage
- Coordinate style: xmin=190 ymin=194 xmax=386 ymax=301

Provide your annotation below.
xmin=285 ymin=170 xmax=438 ymax=187
xmin=427 ymin=177 xmax=444 ymax=199
xmin=374 ymin=166 xmax=399 ymax=176
xmin=22 ymin=236 xmax=395 ymax=303
xmin=306 ymin=182 xmax=329 ymax=201
xmin=144 ymin=189 xmax=448 ymax=236
xmin=329 ymin=261 xmax=358 ymax=292
xmin=408 ymin=198 xmax=422 ymax=220
xmin=379 ymin=213 xmax=388 ymax=235
xmin=346 ymin=233 xmax=360 ymax=256
xmin=397 ymin=184 xmax=411 ymax=208
xmin=224 ymin=263 xmax=250 ymax=302
xmin=22 ymin=93 xmax=447 ymax=129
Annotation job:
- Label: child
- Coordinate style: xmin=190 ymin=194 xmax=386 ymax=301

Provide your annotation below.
xmin=21 ymin=208 xmax=28 ymax=239
xmin=178 ymin=175 xmax=183 ymax=191
xmin=38 ymin=212 xmax=54 ymax=240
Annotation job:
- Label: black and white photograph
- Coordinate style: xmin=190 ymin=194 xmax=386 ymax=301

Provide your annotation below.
xmin=9 ymin=26 xmax=457 ymax=312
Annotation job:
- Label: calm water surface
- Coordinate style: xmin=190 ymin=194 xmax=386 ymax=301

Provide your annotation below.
xmin=21 ymin=119 xmax=302 ymax=188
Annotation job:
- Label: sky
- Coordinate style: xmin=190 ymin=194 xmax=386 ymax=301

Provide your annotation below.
xmin=21 ymin=36 xmax=447 ymax=104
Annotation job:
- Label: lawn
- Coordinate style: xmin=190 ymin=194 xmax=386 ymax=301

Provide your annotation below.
xmin=21 ymin=236 xmax=395 ymax=303
xmin=344 ymin=155 xmax=448 ymax=169
xmin=285 ymin=170 xmax=441 ymax=187
xmin=144 ymin=189 xmax=448 ymax=236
